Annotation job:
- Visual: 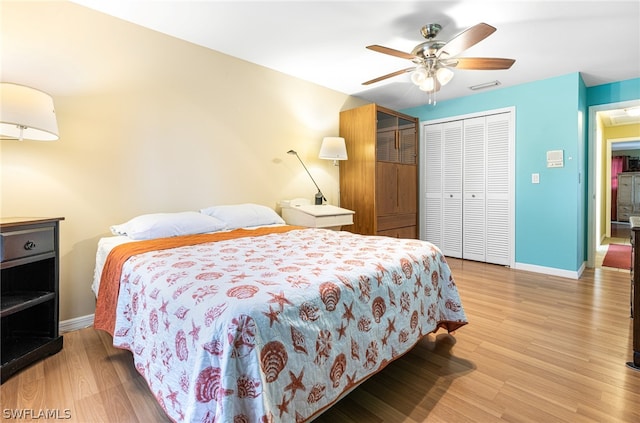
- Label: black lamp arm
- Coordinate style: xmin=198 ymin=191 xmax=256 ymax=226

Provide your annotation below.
xmin=288 ymin=150 xmax=326 ymax=204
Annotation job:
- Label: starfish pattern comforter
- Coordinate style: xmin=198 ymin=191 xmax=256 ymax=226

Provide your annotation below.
xmin=95 ymin=227 xmax=467 ymax=422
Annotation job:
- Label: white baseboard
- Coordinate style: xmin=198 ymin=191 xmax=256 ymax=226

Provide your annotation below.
xmin=513 ymin=262 xmax=582 ymax=280
xmin=59 ymin=314 xmax=94 ymax=333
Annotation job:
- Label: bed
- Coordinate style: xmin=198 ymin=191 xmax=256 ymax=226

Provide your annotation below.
xmin=93 ymin=204 xmax=468 ymax=423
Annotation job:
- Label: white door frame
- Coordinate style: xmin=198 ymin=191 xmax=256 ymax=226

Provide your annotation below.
xmin=587 ymin=99 xmax=640 ymax=268
xmin=605 ymin=137 xmax=640 ymax=239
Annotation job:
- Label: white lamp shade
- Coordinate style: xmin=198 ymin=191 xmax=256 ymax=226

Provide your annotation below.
xmin=410 ymin=67 xmax=428 ymax=85
xmin=1 ymin=82 xmax=59 ymax=141
xmin=419 ymin=76 xmax=436 ymax=92
xmin=319 ymin=137 xmax=348 ymax=161
xmin=436 ymin=67 xmax=454 ymax=86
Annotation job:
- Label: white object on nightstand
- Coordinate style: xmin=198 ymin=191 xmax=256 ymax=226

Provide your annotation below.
xmin=281 ymin=198 xmax=354 ymax=230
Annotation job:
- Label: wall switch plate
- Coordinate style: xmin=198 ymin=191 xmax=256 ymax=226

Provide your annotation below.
xmin=532 ymin=173 xmax=540 ymax=184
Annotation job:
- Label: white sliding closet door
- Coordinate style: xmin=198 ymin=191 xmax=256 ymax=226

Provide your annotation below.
xmin=463 ymin=117 xmax=486 ymax=261
xmin=485 ymin=113 xmax=511 ymax=265
xmin=422 ymin=110 xmax=513 ymax=266
xmin=424 ymin=124 xmax=443 ymax=248
xmin=442 ymin=121 xmax=463 ymax=257
xmin=423 ymin=121 xmax=463 ymax=257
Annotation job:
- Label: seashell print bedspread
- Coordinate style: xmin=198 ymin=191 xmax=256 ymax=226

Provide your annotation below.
xmin=104 ymin=228 xmax=468 ymax=422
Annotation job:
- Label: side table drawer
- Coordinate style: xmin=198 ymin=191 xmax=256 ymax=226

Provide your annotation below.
xmin=281 ymin=205 xmax=355 ymax=229
xmin=1 ymin=227 xmax=55 ymax=262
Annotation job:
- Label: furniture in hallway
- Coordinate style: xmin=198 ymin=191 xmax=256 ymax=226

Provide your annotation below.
xmin=628 ymin=216 xmax=640 ymax=370
xmin=616 ymin=172 xmax=640 ymax=222
xmin=611 ymin=222 xmax=631 ymax=239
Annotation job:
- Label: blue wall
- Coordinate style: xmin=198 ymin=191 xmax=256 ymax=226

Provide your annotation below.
xmin=404 ymin=73 xmax=640 ymax=273
xmin=587 ymin=78 xmax=640 ymax=106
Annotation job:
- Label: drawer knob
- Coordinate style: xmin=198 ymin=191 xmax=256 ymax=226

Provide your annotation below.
xmin=24 ymin=240 xmax=37 ymax=250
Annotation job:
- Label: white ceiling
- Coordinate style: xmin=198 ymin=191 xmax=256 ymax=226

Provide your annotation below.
xmin=71 ymin=0 xmax=640 ymax=111
xmin=600 ymin=108 xmax=640 ymax=126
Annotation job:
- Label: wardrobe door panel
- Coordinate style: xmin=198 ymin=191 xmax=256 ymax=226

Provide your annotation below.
xmin=399 ymin=121 xmax=417 ymax=164
xmin=377 ymin=129 xmax=398 ymax=162
xmin=397 ymin=164 xmax=417 ymax=215
xmin=376 ymin=162 xmax=397 ymax=216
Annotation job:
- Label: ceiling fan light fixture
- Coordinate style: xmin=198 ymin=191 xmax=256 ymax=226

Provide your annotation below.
xmin=410 ymin=67 xmax=428 ymax=85
xmin=419 ymin=76 xmax=436 ymax=92
xmin=436 ymin=67 xmax=454 ymax=86
xmin=363 ymin=23 xmax=513 ymax=107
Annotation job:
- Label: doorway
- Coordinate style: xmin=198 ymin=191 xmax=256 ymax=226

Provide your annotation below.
xmin=588 ymin=99 xmax=640 ymax=269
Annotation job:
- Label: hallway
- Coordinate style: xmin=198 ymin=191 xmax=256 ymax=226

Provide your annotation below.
xmin=597 ymin=221 xmax=632 ymax=271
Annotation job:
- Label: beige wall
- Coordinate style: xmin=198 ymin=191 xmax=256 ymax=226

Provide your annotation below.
xmin=0 ymin=1 xmax=368 ymax=322
xmin=604 ymin=123 xmax=640 ymax=142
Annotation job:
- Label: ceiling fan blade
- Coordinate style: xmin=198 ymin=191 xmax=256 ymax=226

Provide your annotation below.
xmin=437 ymin=22 xmax=496 ymax=58
xmin=446 ymin=57 xmax=515 ymax=70
xmin=366 ymin=45 xmax=416 ymax=60
xmin=362 ymin=67 xmax=415 ymax=85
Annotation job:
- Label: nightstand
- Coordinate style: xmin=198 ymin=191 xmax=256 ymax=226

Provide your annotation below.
xmin=1 ymin=217 xmax=64 ymax=383
xmin=282 ymin=204 xmax=354 ymax=230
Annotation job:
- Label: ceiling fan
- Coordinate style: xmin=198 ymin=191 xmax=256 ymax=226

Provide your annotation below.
xmin=363 ymin=22 xmax=515 ymax=104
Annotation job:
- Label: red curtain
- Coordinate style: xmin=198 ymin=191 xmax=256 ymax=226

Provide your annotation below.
xmin=612 ymin=156 xmax=626 ymax=221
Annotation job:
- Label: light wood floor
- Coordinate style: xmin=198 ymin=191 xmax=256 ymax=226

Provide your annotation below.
xmin=2 ymin=259 xmax=639 ymax=422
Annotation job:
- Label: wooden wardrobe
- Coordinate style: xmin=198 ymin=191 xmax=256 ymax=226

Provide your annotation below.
xmin=339 ymin=103 xmax=419 ymax=238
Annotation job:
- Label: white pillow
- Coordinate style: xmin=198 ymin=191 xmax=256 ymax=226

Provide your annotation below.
xmin=200 ymin=203 xmax=285 ymax=229
xmin=110 ymin=211 xmax=226 ymax=240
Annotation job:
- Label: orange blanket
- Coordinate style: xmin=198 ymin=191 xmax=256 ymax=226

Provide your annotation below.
xmin=94 ymin=225 xmax=303 ymax=335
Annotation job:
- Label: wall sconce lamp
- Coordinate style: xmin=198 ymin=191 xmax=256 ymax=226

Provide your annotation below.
xmin=318 ymin=136 xmax=348 ymax=165
xmin=0 ymin=82 xmax=59 ymax=141
xmin=287 ymin=149 xmax=326 ymax=205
